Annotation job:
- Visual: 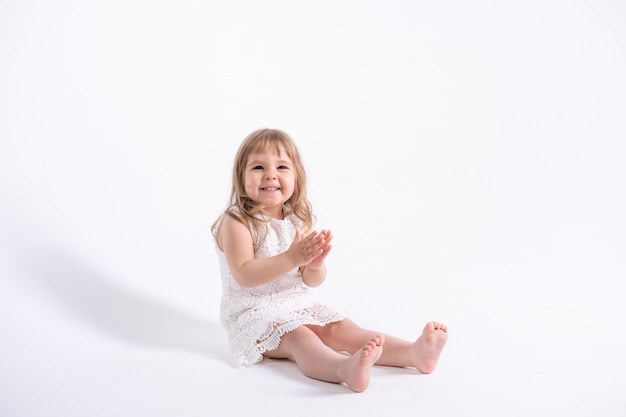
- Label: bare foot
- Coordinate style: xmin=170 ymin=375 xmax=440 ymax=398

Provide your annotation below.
xmin=411 ymin=321 xmax=448 ymax=374
xmin=338 ymin=335 xmax=385 ymax=392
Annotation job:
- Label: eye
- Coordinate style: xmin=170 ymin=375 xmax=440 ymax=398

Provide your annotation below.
xmin=252 ymin=165 xmax=263 ymax=170
xmin=278 ymin=165 xmax=289 ymax=170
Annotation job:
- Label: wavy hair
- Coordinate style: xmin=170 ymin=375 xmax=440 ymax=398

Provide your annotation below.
xmin=212 ymin=128 xmax=314 ymax=247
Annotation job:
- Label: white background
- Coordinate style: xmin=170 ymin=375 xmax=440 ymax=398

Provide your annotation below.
xmin=1 ymin=1 xmax=625 ymax=416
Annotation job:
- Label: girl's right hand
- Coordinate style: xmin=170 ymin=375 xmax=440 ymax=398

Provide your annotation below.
xmin=288 ymin=229 xmax=326 ymax=267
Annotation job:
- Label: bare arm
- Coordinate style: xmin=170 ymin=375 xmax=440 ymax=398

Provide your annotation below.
xmin=218 ymin=215 xmax=328 ymax=288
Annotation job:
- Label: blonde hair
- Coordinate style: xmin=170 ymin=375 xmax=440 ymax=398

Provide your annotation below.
xmin=211 ymin=128 xmax=314 ymax=245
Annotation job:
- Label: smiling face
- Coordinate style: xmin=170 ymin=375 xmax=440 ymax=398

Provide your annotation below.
xmin=243 ymin=146 xmax=295 ymax=219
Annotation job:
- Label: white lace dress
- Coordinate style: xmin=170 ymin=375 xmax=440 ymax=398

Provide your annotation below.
xmin=215 ymin=212 xmax=344 ymax=367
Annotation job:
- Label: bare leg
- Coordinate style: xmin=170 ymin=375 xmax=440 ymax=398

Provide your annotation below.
xmin=310 ymin=319 xmax=448 ymax=373
xmin=264 ymin=326 xmax=385 ymax=392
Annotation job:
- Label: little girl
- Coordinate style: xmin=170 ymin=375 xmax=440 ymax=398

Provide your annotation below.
xmin=212 ymin=128 xmax=448 ymax=392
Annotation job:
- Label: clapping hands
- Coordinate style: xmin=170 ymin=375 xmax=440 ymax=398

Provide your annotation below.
xmin=289 ymin=229 xmax=333 ymax=270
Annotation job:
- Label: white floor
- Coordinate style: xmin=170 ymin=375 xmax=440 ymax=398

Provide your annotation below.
xmin=1 ymin=234 xmax=624 ymax=417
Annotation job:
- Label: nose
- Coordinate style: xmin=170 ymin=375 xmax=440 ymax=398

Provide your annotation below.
xmin=265 ymin=168 xmax=277 ymax=179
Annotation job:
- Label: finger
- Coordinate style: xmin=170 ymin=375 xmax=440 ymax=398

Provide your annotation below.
xmin=304 ymin=248 xmax=321 ymax=262
xmin=309 ymin=236 xmax=326 ymax=252
xmin=303 ymin=230 xmax=318 ymax=243
xmin=310 ymin=234 xmax=327 ymax=250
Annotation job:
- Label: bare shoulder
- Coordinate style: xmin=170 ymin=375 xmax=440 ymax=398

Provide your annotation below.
xmin=217 ymin=211 xmax=253 ymax=251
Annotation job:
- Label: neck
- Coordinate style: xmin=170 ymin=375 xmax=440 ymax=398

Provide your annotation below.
xmin=264 ymin=205 xmax=285 ymax=220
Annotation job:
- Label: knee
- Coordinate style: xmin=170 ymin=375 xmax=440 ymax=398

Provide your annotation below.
xmin=313 ymin=319 xmax=355 ymax=342
xmin=266 ymin=326 xmax=318 ymax=359
xmin=326 ymin=318 xmax=357 ymax=334
xmin=285 ymin=325 xmax=320 ymax=344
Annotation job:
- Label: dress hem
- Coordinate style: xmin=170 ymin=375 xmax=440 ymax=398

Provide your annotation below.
xmin=232 ymin=314 xmax=345 ymax=368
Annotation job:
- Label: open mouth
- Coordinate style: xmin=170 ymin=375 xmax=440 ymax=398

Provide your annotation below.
xmin=261 ymin=187 xmax=280 ymax=191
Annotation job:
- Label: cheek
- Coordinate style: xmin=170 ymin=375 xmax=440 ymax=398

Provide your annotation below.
xmin=243 ymin=176 xmax=255 ymax=194
xmin=244 ymin=173 xmax=257 ymax=185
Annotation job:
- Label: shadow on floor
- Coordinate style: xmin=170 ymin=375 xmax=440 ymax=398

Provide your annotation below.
xmin=19 ymin=244 xmax=228 ymax=362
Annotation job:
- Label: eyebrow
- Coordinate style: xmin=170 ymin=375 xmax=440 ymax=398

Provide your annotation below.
xmin=247 ymin=159 xmax=293 ymax=167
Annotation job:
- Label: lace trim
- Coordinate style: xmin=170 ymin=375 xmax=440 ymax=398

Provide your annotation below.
xmin=233 ymin=311 xmax=345 ymax=367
